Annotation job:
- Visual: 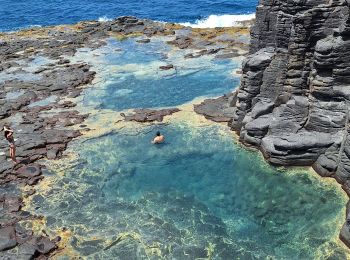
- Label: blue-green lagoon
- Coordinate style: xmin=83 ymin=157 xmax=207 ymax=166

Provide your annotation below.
xmin=24 ymin=37 xmax=350 ymax=259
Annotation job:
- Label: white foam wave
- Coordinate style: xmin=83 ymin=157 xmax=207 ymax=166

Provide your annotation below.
xmin=180 ymin=14 xmax=255 ymax=28
xmin=98 ymin=16 xmax=112 ymax=22
xmin=28 ymin=24 xmax=42 ymax=29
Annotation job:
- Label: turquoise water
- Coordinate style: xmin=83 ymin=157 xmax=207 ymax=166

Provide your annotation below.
xmin=82 ymin=38 xmax=240 ymax=110
xmin=31 ymin=125 xmax=348 ymax=259
xmin=28 ymin=38 xmax=349 ymax=259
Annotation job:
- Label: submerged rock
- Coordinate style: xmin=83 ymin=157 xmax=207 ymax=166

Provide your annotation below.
xmin=136 ymin=38 xmax=151 ymax=43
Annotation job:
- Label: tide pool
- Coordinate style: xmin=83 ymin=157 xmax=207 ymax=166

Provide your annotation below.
xmin=25 ymin=37 xmax=350 ymax=259
xmin=29 ymin=121 xmax=349 ymax=259
xmin=81 ymin=38 xmax=241 ymax=110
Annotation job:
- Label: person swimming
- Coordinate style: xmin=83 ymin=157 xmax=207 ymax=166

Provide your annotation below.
xmin=3 ymin=125 xmax=18 ymax=163
xmin=152 ymin=131 xmax=165 ymax=144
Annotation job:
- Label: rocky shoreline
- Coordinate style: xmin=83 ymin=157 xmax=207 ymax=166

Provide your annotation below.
xmin=0 ymin=17 xmax=251 ymax=258
xmin=2 ymin=6 xmax=350 ymax=257
xmin=195 ymin=0 xmax=350 ymax=249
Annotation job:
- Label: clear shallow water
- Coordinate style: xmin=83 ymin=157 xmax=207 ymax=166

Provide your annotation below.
xmin=25 ymin=37 xmax=350 ymax=258
xmin=82 ymin=38 xmax=241 ymax=110
xmin=31 ymin=124 xmax=348 ymax=259
xmin=1 ymin=0 xmax=258 ymax=31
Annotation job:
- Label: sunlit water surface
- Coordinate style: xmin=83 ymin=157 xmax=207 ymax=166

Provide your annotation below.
xmin=27 ymin=37 xmax=349 ymax=259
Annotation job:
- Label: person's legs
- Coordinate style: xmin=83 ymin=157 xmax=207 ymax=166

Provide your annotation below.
xmin=10 ymin=145 xmax=17 ymax=162
xmin=13 ymin=145 xmax=17 ymax=162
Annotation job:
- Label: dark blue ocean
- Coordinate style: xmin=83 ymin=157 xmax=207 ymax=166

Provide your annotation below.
xmin=0 ymin=0 xmax=258 ymax=31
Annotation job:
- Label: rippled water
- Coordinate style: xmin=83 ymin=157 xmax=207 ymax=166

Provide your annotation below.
xmin=30 ymin=124 xmax=348 ymax=259
xmin=1 ymin=0 xmax=258 ymax=31
xmin=82 ymin=38 xmax=241 ymax=110
xmin=25 ymin=37 xmax=350 ymax=259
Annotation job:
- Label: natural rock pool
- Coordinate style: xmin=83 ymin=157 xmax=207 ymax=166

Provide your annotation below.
xmin=25 ymin=37 xmax=350 ymax=259
xmin=80 ymin=37 xmax=241 ymax=110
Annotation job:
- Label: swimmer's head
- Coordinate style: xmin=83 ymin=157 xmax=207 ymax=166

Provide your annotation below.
xmin=156 ymin=131 xmax=161 ymax=136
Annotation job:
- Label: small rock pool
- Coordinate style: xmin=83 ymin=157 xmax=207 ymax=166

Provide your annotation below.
xmin=26 ymin=37 xmax=349 ymax=259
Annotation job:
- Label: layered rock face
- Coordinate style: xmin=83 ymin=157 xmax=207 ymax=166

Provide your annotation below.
xmin=229 ymin=0 xmax=350 ymax=246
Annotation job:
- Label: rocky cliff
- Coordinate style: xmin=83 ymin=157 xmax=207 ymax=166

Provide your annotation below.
xmin=229 ymin=0 xmax=350 ymax=246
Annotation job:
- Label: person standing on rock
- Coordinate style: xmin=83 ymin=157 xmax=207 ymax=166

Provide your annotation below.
xmin=3 ymin=125 xmax=18 ymax=163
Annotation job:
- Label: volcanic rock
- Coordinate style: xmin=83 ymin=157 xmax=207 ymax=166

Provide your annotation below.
xmin=136 ymin=38 xmax=151 ymax=43
xmin=121 ymin=108 xmax=180 ymax=122
xmin=16 ymin=164 xmax=42 ymax=179
xmin=194 ymin=94 xmax=236 ymax=122
xmin=0 ymin=227 xmax=17 ymax=251
xmin=225 ymin=0 xmax=350 ymax=247
xmin=159 ymin=64 xmax=174 ymax=70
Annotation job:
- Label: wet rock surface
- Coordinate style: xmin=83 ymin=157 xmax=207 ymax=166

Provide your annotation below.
xmin=213 ymin=0 xmax=350 ymax=248
xmin=194 ymin=93 xmax=236 ymax=122
xmin=159 ymin=64 xmax=174 ymax=70
xmin=121 ymin=108 xmax=180 ymax=122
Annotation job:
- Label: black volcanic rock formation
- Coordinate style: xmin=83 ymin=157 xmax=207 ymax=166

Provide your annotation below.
xmin=229 ymin=0 xmax=350 ymax=247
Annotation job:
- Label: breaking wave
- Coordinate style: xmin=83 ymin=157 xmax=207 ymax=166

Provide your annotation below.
xmin=98 ymin=16 xmax=112 ymax=22
xmin=180 ymin=13 xmax=255 ymax=28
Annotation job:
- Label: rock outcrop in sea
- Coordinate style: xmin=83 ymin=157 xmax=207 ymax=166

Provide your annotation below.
xmin=227 ymin=0 xmax=350 ymax=247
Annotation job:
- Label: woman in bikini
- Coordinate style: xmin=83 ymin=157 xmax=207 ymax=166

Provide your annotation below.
xmin=3 ymin=125 xmax=17 ymax=163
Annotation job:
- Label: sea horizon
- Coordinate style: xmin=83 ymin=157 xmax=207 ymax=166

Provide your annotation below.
xmin=0 ymin=0 xmax=258 ymax=32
